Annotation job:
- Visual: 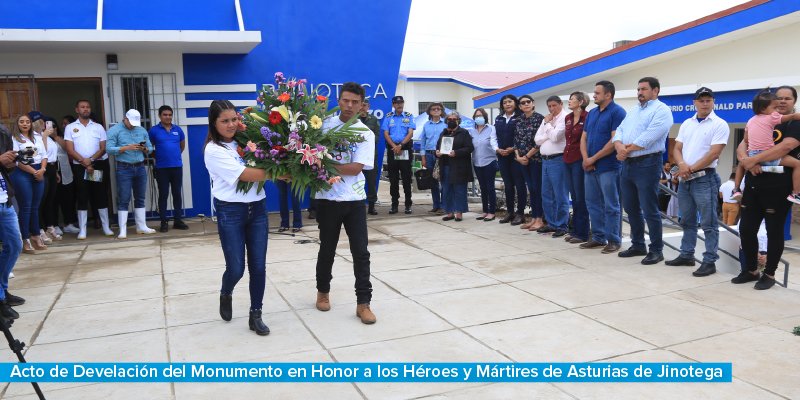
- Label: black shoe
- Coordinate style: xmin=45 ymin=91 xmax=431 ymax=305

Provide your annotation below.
xmin=248 ymin=309 xmax=270 ymax=336
xmin=510 ymin=215 xmax=524 ymax=226
xmin=173 ymin=219 xmax=189 ymax=230
xmin=278 ymin=226 xmax=289 ymax=232
xmin=731 ymin=270 xmax=760 ymax=284
xmin=619 ymin=247 xmax=648 ymax=258
xmin=404 ymin=207 xmax=412 ymax=214
xmin=692 ymin=262 xmax=716 ymax=277
xmin=368 ymin=203 xmax=377 ymax=215
xmin=499 ymin=214 xmax=515 ymax=224
xmin=665 ymin=256 xmax=695 ymax=267
xmin=160 ymin=221 xmax=169 ymax=233
xmin=552 ymin=229 xmax=567 ymax=238
xmin=388 ymin=208 xmax=399 ymax=215
xmin=308 ymin=210 xmax=316 ymax=219
xmin=4 ymin=291 xmax=25 ymax=307
xmin=580 ymin=240 xmax=606 ymax=249
xmin=0 ymin=300 xmax=19 ymax=320
xmin=442 ymin=215 xmax=455 ymax=221
xmin=219 ymin=294 xmax=232 ymax=321
xmin=428 ymin=208 xmax=439 ymax=213
xmin=641 ymin=252 xmax=664 ymax=265
xmin=754 ymin=275 xmax=776 ymax=290
xmin=537 ymin=225 xmax=557 ymax=233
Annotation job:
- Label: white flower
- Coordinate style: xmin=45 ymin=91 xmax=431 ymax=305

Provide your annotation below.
xmin=247 ymin=160 xmax=256 ymax=167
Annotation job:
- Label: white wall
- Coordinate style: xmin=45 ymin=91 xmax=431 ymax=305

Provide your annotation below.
xmin=395 ymin=80 xmax=492 ymax=118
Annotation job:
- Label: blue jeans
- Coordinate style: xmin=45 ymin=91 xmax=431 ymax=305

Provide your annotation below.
xmin=10 ymin=167 xmax=44 ymax=239
xmin=519 ymin=160 xmax=543 ymax=218
xmin=584 ymin=169 xmax=622 ymax=244
xmin=474 ymin=161 xmax=498 ymax=214
xmin=0 ymin=204 xmax=22 ymax=301
xmin=541 ymin=156 xmax=570 ymax=230
xmin=154 ymin=167 xmax=183 ymax=221
xmin=277 ymin=180 xmax=302 ymax=229
xmin=565 ymin=161 xmax=589 ymax=240
xmin=116 ymin=162 xmax=147 ymax=211
xmin=498 ymin=156 xmax=526 ymax=214
xmin=621 ymin=153 xmax=663 ymax=253
xmin=215 ymin=198 xmax=268 ymax=311
xmin=678 ymin=172 xmax=721 ymax=263
xmin=440 ymin=165 xmax=468 ymax=213
xmin=425 ymin=153 xmax=441 ymax=209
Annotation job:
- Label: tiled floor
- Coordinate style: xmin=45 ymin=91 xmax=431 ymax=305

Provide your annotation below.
xmin=2 ymin=191 xmax=800 ymax=399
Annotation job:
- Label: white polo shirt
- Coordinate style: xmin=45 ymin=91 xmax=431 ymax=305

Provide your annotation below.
xmin=64 ymin=120 xmax=108 ymax=164
xmin=204 ymin=140 xmax=266 ymax=203
xmin=313 ymin=116 xmax=375 ymax=202
xmin=675 ymin=111 xmax=730 ymax=168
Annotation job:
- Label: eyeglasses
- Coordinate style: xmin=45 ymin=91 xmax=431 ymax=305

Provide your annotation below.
xmin=520 ymin=100 xmax=532 ymax=105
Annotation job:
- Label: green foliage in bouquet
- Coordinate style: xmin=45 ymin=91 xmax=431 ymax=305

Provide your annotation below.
xmin=235 ymin=72 xmax=367 ymax=197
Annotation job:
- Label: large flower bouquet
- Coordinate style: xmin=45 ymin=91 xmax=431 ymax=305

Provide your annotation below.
xmin=236 ymin=72 xmax=367 ymax=196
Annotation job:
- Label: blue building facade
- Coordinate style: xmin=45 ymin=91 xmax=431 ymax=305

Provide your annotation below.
xmin=0 ymin=0 xmax=412 ymax=215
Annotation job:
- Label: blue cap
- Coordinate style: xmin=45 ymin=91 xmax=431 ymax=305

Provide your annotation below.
xmin=27 ymin=111 xmax=43 ymax=122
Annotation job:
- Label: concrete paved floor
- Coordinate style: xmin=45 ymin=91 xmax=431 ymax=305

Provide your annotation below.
xmin=1 ymin=187 xmax=800 ymax=399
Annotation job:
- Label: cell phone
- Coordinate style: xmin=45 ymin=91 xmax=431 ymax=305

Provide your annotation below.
xmin=45 ymin=121 xmax=53 ymax=130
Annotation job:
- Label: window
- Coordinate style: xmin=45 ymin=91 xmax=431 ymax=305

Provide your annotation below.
xmin=418 ymin=101 xmax=457 ymax=115
xmin=108 ymin=73 xmax=178 ymax=130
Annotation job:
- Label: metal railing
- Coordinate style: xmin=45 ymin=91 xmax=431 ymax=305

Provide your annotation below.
xmin=655 ymin=183 xmax=790 ymax=288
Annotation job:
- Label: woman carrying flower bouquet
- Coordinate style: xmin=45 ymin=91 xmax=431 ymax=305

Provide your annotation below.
xmin=436 ymin=111 xmax=474 ymax=222
xmin=204 ymin=99 xmax=283 ymax=336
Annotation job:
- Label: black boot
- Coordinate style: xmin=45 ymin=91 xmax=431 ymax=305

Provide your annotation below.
xmin=248 ymin=309 xmax=270 ymax=336
xmin=368 ymin=202 xmax=377 ymax=215
xmin=0 ymin=300 xmax=19 ymax=320
xmin=219 ymin=294 xmax=232 ymax=321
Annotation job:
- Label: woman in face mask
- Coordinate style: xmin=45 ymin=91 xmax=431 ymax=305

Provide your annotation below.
xmin=469 ymin=108 xmax=499 ymax=221
xmin=436 ymin=111 xmax=474 ymax=221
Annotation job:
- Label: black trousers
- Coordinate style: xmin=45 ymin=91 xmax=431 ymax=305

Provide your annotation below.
xmin=72 ymin=160 xmax=109 ymax=210
xmin=739 ymin=182 xmax=791 ymax=276
xmin=57 ymin=180 xmax=77 ymax=225
xmin=40 ymin=162 xmax=59 ymax=228
xmin=386 ymin=149 xmax=412 ymax=208
xmin=155 ymin=167 xmax=184 ymax=221
xmin=363 ymin=167 xmax=378 ymax=204
xmin=314 ymin=199 xmax=372 ymax=304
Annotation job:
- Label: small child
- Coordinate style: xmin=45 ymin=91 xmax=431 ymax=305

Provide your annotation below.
xmin=732 ymin=89 xmax=800 ymax=203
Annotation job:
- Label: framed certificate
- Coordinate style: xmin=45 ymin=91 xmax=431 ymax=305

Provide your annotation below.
xmin=440 ymin=137 xmax=454 ymax=154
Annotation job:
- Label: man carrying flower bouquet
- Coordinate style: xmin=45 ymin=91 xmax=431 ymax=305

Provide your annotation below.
xmin=314 ymin=82 xmax=377 ymax=324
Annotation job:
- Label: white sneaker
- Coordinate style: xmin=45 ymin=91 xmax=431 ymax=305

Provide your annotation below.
xmin=54 ymin=226 xmax=64 ymax=236
xmin=9 ymin=272 xmax=14 ymax=279
xmin=63 ymin=224 xmax=80 ymax=234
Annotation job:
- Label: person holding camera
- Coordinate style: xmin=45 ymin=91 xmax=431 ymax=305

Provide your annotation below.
xmin=107 ymin=109 xmax=155 ymax=239
xmin=10 ymin=113 xmax=49 ymax=254
xmin=0 ymin=123 xmax=24 ymax=319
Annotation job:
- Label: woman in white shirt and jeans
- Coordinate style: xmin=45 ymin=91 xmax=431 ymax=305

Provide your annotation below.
xmin=203 ymin=99 xmax=285 ymax=336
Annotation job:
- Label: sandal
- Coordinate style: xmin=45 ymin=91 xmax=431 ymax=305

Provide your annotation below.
xmin=278 ymin=227 xmax=289 ymax=232
xmin=291 ymin=228 xmax=301 ymax=233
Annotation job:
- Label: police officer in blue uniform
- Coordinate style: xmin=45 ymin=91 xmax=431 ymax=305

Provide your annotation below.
xmin=380 ymin=96 xmax=415 ymax=214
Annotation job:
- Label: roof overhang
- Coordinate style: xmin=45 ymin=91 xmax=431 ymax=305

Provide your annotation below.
xmin=473 ymin=0 xmax=800 ymax=108
xmin=0 ymin=29 xmax=261 ymax=53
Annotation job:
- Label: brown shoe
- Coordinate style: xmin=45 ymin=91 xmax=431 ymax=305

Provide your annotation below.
xmin=356 ymin=303 xmax=376 ymax=324
xmin=31 ymin=236 xmax=48 ymax=250
xmin=316 ymin=292 xmax=330 ymax=312
xmin=579 ymin=240 xmax=605 ymax=249
xmin=568 ymin=237 xmax=587 ymax=244
xmin=601 ymin=242 xmax=621 ymax=254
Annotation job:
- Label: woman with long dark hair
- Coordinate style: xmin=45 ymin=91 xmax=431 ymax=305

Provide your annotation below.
xmin=203 ymin=99 xmax=283 ymax=335
xmin=514 ymin=95 xmax=545 ymax=230
xmin=10 ymin=114 xmax=49 ymax=254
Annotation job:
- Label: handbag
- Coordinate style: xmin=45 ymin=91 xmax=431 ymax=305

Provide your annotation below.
xmin=432 ymin=160 xmax=441 ymax=181
xmin=414 ymin=168 xmax=433 ymax=190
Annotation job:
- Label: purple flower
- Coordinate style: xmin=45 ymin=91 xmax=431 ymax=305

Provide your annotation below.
xmin=315 ymin=144 xmax=325 ymax=153
xmin=270 ymin=149 xmax=279 ymax=156
xmin=274 ymin=72 xmax=285 ymax=84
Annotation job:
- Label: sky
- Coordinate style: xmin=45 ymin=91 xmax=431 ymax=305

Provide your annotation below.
xmin=400 ymin=0 xmax=749 ymax=73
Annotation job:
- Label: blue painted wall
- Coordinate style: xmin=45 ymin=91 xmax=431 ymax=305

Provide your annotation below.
xmin=184 ymin=0 xmax=412 ymax=215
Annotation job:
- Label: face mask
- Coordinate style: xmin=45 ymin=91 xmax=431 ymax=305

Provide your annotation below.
xmin=447 ymin=120 xmax=458 ymax=129
xmin=474 ymin=117 xmax=485 ymax=125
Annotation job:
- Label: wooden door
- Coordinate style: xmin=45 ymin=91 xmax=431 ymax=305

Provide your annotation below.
xmin=0 ymin=76 xmax=37 ymax=128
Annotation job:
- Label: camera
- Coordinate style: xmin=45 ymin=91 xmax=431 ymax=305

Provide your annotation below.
xmin=15 ymin=149 xmax=34 ymax=165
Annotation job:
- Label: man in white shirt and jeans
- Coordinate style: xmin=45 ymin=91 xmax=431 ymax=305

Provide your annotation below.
xmin=667 ymin=87 xmax=730 ymax=277
xmin=534 ymin=96 xmax=570 ymax=237
xmin=314 ymin=82 xmax=377 ymax=324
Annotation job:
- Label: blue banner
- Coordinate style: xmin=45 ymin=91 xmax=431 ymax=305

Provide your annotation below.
xmin=661 ymin=89 xmax=759 ymax=124
xmin=0 ymin=362 xmax=732 ymax=383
